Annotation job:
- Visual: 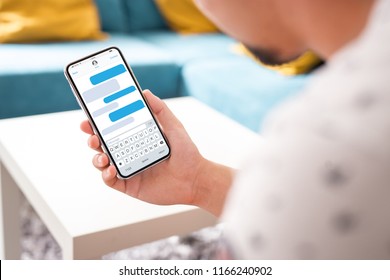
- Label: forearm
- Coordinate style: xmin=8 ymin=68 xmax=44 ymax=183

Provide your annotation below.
xmin=192 ymin=158 xmax=236 ymax=217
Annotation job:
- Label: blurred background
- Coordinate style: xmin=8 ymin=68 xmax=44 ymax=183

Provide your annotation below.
xmin=0 ymin=0 xmax=321 ymax=259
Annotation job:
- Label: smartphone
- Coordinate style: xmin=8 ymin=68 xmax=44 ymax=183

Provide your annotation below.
xmin=64 ymin=46 xmax=170 ymax=178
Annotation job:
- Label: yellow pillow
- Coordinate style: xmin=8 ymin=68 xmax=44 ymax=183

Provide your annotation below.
xmin=235 ymin=44 xmax=323 ymax=75
xmin=0 ymin=0 xmax=105 ymax=43
xmin=155 ymin=0 xmax=218 ymax=34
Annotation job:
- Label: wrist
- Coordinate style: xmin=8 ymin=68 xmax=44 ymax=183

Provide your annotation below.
xmin=191 ymin=158 xmax=235 ymax=217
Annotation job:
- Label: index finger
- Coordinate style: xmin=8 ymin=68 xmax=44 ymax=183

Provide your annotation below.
xmin=80 ymin=120 xmax=94 ymax=135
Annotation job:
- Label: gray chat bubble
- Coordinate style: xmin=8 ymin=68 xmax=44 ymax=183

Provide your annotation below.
xmin=92 ymin=102 xmax=119 ymax=118
xmin=101 ymin=116 xmax=135 ymax=136
xmin=82 ymin=79 xmax=120 ymax=104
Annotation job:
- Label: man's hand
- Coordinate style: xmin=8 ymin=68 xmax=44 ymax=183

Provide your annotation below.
xmin=80 ymin=90 xmax=234 ymax=216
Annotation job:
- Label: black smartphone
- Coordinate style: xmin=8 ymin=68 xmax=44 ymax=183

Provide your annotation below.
xmin=64 ymin=46 xmax=170 ymax=178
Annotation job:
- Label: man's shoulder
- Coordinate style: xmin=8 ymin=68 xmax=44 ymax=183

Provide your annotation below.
xmin=264 ymin=0 xmax=390 ymax=139
xmin=262 ymin=1 xmax=390 ymax=162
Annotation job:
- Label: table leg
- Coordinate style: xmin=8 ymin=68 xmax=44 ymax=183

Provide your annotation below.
xmin=0 ymin=162 xmax=22 ymax=259
xmin=62 ymin=246 xmax=75 ymax=260
xmin=62 ymin=245 xmax=101 ymax=260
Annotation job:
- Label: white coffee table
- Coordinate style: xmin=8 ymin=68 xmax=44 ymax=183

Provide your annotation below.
xmin=0 ymin=97 xmax=261 ymax=259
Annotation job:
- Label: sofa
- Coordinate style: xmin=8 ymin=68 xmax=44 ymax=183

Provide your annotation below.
xmin=0 ymin=0 xmax=310 ymax=132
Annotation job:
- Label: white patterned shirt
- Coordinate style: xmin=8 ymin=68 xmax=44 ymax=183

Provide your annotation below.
xmin=222 ymin=0 xmax=390 ymax=259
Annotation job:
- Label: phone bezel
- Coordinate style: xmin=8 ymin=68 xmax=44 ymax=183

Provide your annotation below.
xmin=64 ymin=46 xmax=171 ymax=179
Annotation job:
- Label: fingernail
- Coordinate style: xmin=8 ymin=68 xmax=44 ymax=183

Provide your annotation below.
xmin=97 ymin=155 xmax=103 ymax=164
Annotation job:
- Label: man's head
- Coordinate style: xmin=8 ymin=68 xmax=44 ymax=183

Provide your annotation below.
xmin=195 ymin=0 xmax=375 ymax=64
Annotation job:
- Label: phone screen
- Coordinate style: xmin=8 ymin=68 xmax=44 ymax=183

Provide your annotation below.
xmin=65 ymin=47 xmax=170 ymax=178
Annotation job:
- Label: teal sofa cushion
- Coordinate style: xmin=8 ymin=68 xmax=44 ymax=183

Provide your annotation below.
xmin=137 ymin=31 xmax=237 ymax=64
xmin=182 ymin=56 xmax=310 ymax=132
xmin=124 ymin=0 xmax=167 ymax=32
xmin=95 ymin=0 xmax=129 ymax=33
xmin=0 ymin=34 xmax=180 ymax=118
xmin=0 ymin=72 xmax=80 ymax=119
xmin=0 ymin=0 xmax=313 ymax=127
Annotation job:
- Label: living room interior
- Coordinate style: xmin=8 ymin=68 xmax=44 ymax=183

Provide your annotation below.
xmin=0 ymin=0 xmax=321 ymax=259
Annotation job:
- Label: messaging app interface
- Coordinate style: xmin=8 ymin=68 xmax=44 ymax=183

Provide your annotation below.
xmin=69 ymin=49 xmax=169 ymax=176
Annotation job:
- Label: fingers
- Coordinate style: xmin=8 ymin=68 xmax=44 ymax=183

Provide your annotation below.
xmin=88 ymin=135 xmax=103 ymax=152
xmin=81 ymin=120 xmax=103 ymax=153
xmin=102 ymin=165 xmax=124 ymax=192
xmin=81 ymin=120 xmax=123 ymax=193
xmin=80 ymin=120 xmax=94 ymax=135
xmin=94 ymin=155 xmax=125 ymax=193
xmin=143 ymin=90 xmax=185 ymax=131
xmin=143 ymin=89 xmax=163 ymax=112
xmin=93 ymin=153 xmax=109 ymax=171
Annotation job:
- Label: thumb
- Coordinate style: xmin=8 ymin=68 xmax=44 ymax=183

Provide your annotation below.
xmin=142 ymin=89 xmax=184 ymax=132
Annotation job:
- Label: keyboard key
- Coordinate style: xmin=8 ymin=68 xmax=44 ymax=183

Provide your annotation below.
xmin=159 ymin=139 xmax=165 ymax=147
xmin=105 ymin=122 xmax=167 ymax=167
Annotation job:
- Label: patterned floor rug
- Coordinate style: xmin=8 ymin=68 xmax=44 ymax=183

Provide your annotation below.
xmin=20 ymin=197 xmax=222 ymax=260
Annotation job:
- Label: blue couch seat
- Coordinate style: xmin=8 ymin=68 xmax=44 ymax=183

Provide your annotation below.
xmin=0 ymin=34 xmax=180 ymax=118
xmin=182 ymin=56 xmax=310 ymax=131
